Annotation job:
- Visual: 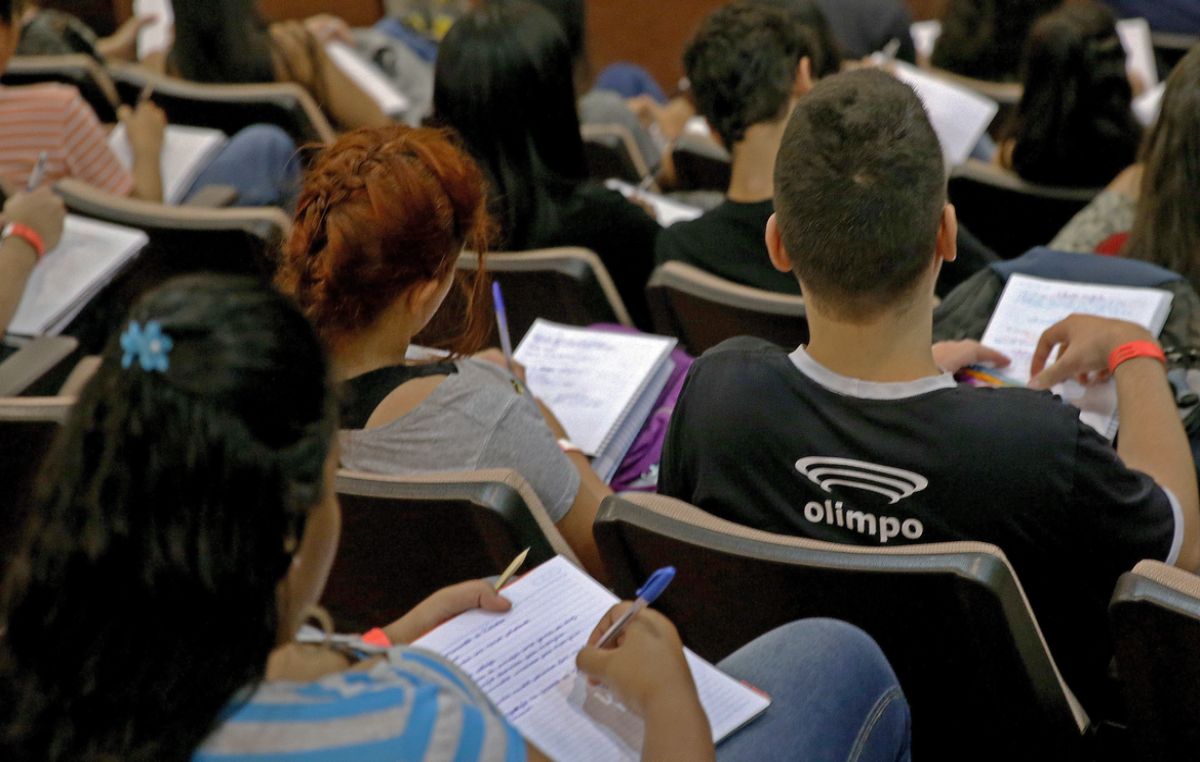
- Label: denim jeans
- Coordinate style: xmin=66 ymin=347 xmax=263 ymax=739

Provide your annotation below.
xmin=716 ymin=619 xmax=912 ymax=762
xmin=184 ymin=124 xmax=301 ymax=210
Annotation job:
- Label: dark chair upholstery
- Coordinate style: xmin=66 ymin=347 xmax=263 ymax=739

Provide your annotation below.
xmin=670 ymin=134 xmax=731 ymax=193
xmin=0 ymin=397 xmax=72 ymax=566
xmin=594 ymin=493 xmax=1090 ymax=762
xmin=581 ymin=123 xmax=650 ymax=184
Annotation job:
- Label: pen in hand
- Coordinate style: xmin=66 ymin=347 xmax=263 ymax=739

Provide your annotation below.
xmin=26 ymin=151 xmax=48 ymax=192
xmin=595 ymin=566 xmax=676 ymax=648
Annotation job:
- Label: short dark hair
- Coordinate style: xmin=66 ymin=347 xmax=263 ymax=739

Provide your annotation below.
xmin=684 ymin=2 xmax=814 ymax=148
xmin=0 ymin=0 xmax=15 ymax=24
xmin=774 ymin=70 xmax=946 ymax=320
xmin=750 ymin=0 xmax=842 ymax=78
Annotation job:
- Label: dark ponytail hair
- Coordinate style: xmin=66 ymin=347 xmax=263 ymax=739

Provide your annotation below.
xmin=168 ymin=0 xmax=276 ymax=84
xmin=0 ymin=274 xmax=336 ymax=761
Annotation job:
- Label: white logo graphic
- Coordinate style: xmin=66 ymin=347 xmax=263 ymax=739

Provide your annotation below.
xmin=795 ymin=456 xmax=929 ymax=505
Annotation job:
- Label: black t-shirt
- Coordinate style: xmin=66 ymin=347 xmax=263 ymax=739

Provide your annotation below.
xmin=660 ymin=337 xmax=1179 ymax=714
xmin=654 ymin=199 xmax=801 ymax=295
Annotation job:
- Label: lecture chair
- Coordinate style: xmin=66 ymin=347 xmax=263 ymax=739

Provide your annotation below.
xmin=107 ymin=63 xmax=336 ymax=145
xmin=453 ymin=248 xmax=633 ymax=345
xmin=670 ymin=133 xmax=732 ymax=193
xmin=581 ymin=123 xmax=650 ymax=185
xmin=0 ymin=395 xmax=73 ymax=564
xmin=1110 ymin=560 xmax=1200 ymax=762
xmin=594 ymin=493 xmax=1091 ymax=762
xmin=0 ymin=336 xmax=79 ymax=397
xmin=1151 ymin=32 xmax=1198 ymax=78
xmin=948 ymin=160 xmax=1101 ymax=260
xmin=321 ymin=469 xmax=580 ymax=633
xmin=2 ymin=54 xmax=121 ymax=122
xmin=646 ymin=262 xmax=808 ymax=355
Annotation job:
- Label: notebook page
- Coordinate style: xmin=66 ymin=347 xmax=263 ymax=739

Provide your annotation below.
xmin=981 ymin=274 xmax=1173 ymax=439
xmin=8 ymin=216 xmax=148 ymax=337
xmin=325 ymin=42 xmax=411 ymax=117
xmin=109 ymin=124 xmax=229 ymax=204
xmin=514 ymin=322 xmax=675 ymax=455
xmin=604 ymin=179 xmax=703 ymax=228
xmin=1117 ymin=18 xmax=1159 ymax=91
xmin=135 ymin=0 xmax=174 ymax=59
xmin=414 ymin=557 xmax=769 ymax=761
xmin=890 ymin=62 xmax=998 ymax=168
xmin=1134 ymin=82 xmax=1165 ymax=127
xmin=910 ymin=20 xmax=943 ymax=63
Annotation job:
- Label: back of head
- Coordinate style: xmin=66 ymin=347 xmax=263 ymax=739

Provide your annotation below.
xmin=278 ymin=124 xmax=493 ymax=355
xmin=932 ymin=0 xmax=1061 ymax=82
xmin=1 ymin=274 xmax=335 ymax=760
xmin=169 ymin=0 xmax=275 ymax=84
xmin=774 ymin=69 xmax=945 ymax=321
xmin=685 ymin=1 xmax=815 ymax=148
xmin=1125 ymin=45 xmax=1200 ymax=286
xmin=749 ymin=0 xmax=842 ymax=78
xmin=434 ymin=1 xmax=586 ymax=249
xmin=1010 ymin=2 xmax=1141 ymax=187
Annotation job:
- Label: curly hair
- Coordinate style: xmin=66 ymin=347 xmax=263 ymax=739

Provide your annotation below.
xmin=277 ymin=124 xmax=494 ymax=355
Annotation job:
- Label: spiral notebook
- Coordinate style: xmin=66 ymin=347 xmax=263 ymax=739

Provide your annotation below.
xmin=414 ymin=556 xmax=770 ymax=761
xmin=514 ymin=321 xmax=676 ymax=482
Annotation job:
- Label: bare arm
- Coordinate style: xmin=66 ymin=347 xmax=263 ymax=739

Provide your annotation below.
xmin=270 ymin=21 xmax=390 ymax=131
xmin=118 ymin=102 xmax=166 ymax=202
xmin=0 ymin=189 xmax=66 ymax=334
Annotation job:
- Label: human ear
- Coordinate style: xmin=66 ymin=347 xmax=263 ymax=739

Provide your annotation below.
xmin=936 ymin=203 xmax=958 ymax=265
xmin=794 ymin=56 xmax=814 ymax=96
xmin=766 ymin=214 xmax=794 ymax=274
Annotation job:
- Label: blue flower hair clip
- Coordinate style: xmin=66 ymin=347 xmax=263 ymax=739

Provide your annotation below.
xmin=120 ymin=320 xmax=173 ymax=373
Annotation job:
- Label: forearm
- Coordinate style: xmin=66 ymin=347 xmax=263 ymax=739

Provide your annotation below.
xmin=130 ymin=150 xmax=164 ymax=202
xmin=318 ymin=58 xmax=391 ymax=130
xmin=1115 ymin=358 xmax=1200 ymax=568
xmin=0 ymin=239 xmax=39 ymax=334
xmin=559 ymin=450 xmax=613 ymax=582
xmin=641 ymin=691 xmax=714 ymax=762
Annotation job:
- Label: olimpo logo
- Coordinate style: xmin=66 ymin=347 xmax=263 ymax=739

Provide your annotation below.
xmin=795 ymin=457 xmax=929 ymax=505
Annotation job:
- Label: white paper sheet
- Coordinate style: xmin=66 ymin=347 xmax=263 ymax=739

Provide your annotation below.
xmin=981 ymin=274 xmax=1173 ymax=439
xmin=910 ymin=20 xmax=944 ymax=63
xmin=1133 ymin=82 xmax=1166 ymax=127
xmin=415 ymin=557 xmax=770 ymax=761
xmin=108 ymin=124 xmax=229 ymax=205
xmin=325 ymin=41 xmax=410 ymax=117
xmin=604 ymin=179 xmax=703 ymax=228
xmin=1117 ymin=18 xmax=1159 ymax=92
xmin=134 ymin=0 xmax=174 ymax=60
xmin=891 ymin=61 xmax=999 ymax=168
xmin=8 ymin=216 xmax=148 ymax=337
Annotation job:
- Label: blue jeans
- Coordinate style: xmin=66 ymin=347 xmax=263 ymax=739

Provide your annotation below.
xmin=184 ymin=124 xmax=301 ymax=210
xmin=716 ymin=619 xmax=912 ymax=762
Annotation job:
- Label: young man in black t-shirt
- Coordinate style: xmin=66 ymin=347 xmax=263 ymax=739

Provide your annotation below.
xmin=654 ymin=3 xmax=815 ymax=295
xmin=660 ymin=69 xmax=1200 ymax=715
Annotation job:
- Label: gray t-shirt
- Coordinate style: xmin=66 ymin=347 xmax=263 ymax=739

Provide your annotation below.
xmin=340 ymin=358 xmax=580 ymax=522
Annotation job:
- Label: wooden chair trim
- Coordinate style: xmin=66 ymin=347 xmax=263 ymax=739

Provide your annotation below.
xmin=6 ymin=54 xmax=121 ymax=110
xmin=1150 ymin=31 xmax=1200 ymax=53
xmin=926 ymin=67 xmax=1023 ymax=106
xmin=1129 ymin=559 xmax=1200 ymax=600
xmin=648 ymin=261 xmax=806 ymax=316
xmin=672 ymin=131 xmax=731 ymax=162
xmin=951 ymin=159 xmax=1103 ymax=202
xmin=0 ymin=396 xmax=74 ymax=422
xmin=581 ymin=122 xmax=652 ymax=182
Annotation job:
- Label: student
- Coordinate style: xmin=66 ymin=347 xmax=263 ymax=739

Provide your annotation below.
xmin=932 ymin=0 xmax=1060 ymax=83
xmin=659 ymin=69 xmax=1200 ymax=715
xmin=276 ymin=124 xmax=614 ymax=578
xmin=0 ymin=0 xmax=299 ymax=208
xmin=813 ymin=0 xmax=916 ymax=63
xmin=433 ymin=2 xmax=659 ymax=326
xmin=0 ymin=187 xmax=64 ymax=335
xmin=654 ymin=2 xmax=813 ymax=294
xmin=998 ymin=2 xmax=1143 ymax=188
xmin=0 ymin=273 xmax=913 ymax=761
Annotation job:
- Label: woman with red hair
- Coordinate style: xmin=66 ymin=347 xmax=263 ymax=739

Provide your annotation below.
xmin=277 ymin=123 xmax=610 ymax=577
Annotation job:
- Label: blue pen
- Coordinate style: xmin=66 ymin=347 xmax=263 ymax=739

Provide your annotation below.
xmin=492 ymin=281 xmax=515 ymax=371
xmin=596 ymin=566 xmax=676 ymax=648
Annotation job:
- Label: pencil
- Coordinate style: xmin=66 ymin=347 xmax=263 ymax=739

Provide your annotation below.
xmin=494 ymin=548 xmax=530 ymax=591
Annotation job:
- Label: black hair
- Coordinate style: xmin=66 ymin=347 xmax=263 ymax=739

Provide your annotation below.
xmin=749 ymin=0 xmax=842 ymax=78
xmin=1125 ymin=45 xmax=1200 ymax=288
xmin=774 ymin=69 xmax=945 ymax=321
xmin=0 ymin=275 xmax=336 ymax=761
xmin=434 ymin=1 xmax=587 ymax=250
xmin=932 ymin=0 xmax=1061 ymax=82
xmin=0 ymin=0 xmax=12 ymax=24
xmin=685 ymin=2 xmax=816 ymax=148
xmin=168 ymin=0 xmax=277 ymax=84
xmin=1008 ymin=2 xmax=1142 ymax=188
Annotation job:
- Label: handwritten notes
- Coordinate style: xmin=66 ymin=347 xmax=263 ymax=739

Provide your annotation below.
xmin=109 ymin=124 xmax=228 ymax=204
xmin=414 ymin=557 xmax=770 ymax=761
xmin=604 ymin=179 xmax=704 ymax=228
xmin=891 ymin=61 xmax=999 ymax=168
xmin=981 ymin=274 xmax=1173 ymax=439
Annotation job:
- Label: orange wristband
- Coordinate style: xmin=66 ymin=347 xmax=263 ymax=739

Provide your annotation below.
xmin=361 ymin=627 xmax=392 ymax=649
xmin=1107 ymin=340 xmax=1166 ymax=374
xmin=2 ymin=222 xmax=46 ymax=258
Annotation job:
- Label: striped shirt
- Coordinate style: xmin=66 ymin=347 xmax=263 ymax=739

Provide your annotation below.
xmin=194 ymin=647 xmax=527 ymax=762
xmin=0 ymin=83 xmax=133 ymax=196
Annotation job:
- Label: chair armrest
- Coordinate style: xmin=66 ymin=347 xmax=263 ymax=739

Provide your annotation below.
xmin=0 ymin=336 xmax=79 ymax=396
xmin=183 ymin=184 xmax=239 ymax=208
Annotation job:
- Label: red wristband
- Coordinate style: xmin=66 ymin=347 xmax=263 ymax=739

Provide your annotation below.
xmin=1107 ymin=339 xmax=1166 ymax=374
xmin=2 ymin=222 xmax=46 ymax=259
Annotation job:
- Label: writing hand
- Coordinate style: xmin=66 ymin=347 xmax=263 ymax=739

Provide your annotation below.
xmin=1028 ymin=314 xmax=1154 ymax=390
xmin=118 ymin=100 xmax=167 ymax=158
xmin=3 ymin=187 xmax=66 ymax=254
xmin=382 ymin=580 xmax=511 ymax=644
xmin=931 ymin=339 xmax=1011 ymax=374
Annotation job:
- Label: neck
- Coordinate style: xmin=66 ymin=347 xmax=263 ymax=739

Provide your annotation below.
xmin=332 ymin=320 xmax=415 ymax=382
xmin=726 ymin=118 xmax=787 ymax=203
xmin=803 ymin=293 xmax=943 ymax=382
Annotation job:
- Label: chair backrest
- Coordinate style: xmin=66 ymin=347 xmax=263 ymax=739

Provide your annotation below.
xmin=646 ymin=261 xmax=807 ymax=354
xmin=455 ymin=248 xmax=633 ymax=344
xmin=0 ymin=337 xmax=79 ymax=397
xmin=1110 ymin=560 xmax=1200 ymax=762
xmin=580 ymin=123 xmax=649 ymax=184
xmin=323 ymin=468 xmax=580 ymax=632
xmin=594 ymin=493 xmax=1090 ymax=761
xmin=107 ymin=63 xmax=336 ymax=144
xmin=1151 ymin=31 xmax=1198 ymax=77
xmin=3 ymin=54 xmax=120 ymax=122
xmin=0 ymin=397 xmax=72 ymax=563
xmin=670 ymin=133 xmax=731 ymax=193
xmin=948 ymin=160 xmax=1101 ymax=259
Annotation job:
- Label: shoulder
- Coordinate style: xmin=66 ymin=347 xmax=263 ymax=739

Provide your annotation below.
xmin=0 ymin=82 xmax=85 ymax=111
xmin=683 ymin=337 xmax=794 ymax=393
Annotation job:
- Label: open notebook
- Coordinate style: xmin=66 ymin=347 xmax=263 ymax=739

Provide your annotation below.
xmin=7 ymin=215 xmax=149 ymax=337
xmin=108 ymin=124 xmax=229 ymax=205
xmin=414 ymin=557 xmax=770 ymax=761
xmin=514 ymin=321 xmax=676 ymax=482
xmin=981 ymin=274 xmax=1174 ymax=440
xmin=604 ymin=179 xmax=703 ymax=228
xmin=888 ymin=61 xmax=999 ymax=168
